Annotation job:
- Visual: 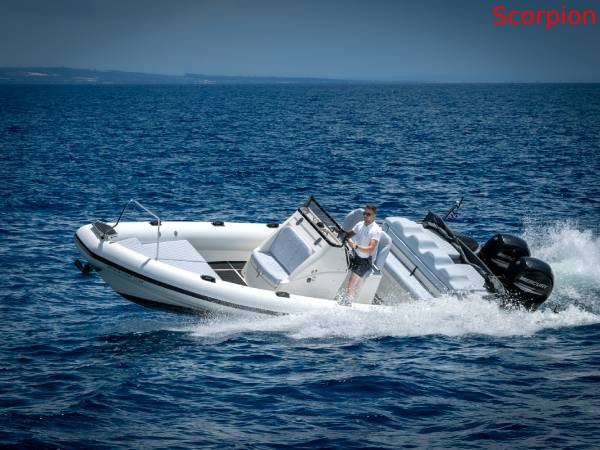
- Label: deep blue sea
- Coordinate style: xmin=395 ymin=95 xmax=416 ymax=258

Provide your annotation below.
xmin=1 ymin=84 xmax=599 ymax=449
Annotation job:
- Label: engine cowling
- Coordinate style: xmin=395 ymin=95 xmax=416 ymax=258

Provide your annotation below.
xmin=503 ymin=257 xmax=554 ymax=310
xmin=478 ymin=234 xmax=530 ymax=276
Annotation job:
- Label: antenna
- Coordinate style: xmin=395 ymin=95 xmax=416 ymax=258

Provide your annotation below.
xmin=444 ymin=197 xmax=464 ymax=220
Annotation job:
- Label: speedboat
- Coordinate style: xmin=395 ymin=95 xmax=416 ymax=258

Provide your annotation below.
xmin=74 ymin=197 xmax=554 ymax=315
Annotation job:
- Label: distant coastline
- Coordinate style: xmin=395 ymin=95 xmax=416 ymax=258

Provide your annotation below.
xmin=0 ymin=67 xmax=358 ymax=85
xmin=2 ymin=68 xmax=598 ymax=85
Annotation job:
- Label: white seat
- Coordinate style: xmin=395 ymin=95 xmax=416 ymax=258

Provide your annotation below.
xmin=249 ymin=252 xmax=288 ymax=287
xmin=372 ymin=231 xmax=391 ymax=273
xmin=342 ymin=208 xmax=364 ymax=232
xmin=250 ymin=226 xmax=313 ymax=287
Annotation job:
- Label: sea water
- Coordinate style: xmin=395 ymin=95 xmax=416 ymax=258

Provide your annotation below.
xmin=1 ymin=84 xmax=599 ymax=448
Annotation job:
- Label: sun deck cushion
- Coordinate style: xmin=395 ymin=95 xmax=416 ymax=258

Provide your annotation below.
xmin=383 ymin=218 xmax=486 ymax=293
xmin=117 ymin=237 xmax=145 ymax=253
xmin=250 ymin=226 xmax=313 ymax=287
xmin=117 ymin=237 xmax=218 ymax=279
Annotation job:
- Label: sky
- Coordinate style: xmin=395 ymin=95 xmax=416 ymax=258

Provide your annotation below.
xmin=1 ymin=0 xmax=599 ymax=82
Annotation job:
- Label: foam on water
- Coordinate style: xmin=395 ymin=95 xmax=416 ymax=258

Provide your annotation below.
xmin=187 ymin=299 xmax=599 ymax=341
xmin=522 ymin=220 xmax=600 ymax=312
xmin=185 ymin=223 xmax=600 ymax=341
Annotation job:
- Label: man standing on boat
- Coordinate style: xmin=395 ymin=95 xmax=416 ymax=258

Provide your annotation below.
xmin=343 ymin=204 xmax=381 ymax=303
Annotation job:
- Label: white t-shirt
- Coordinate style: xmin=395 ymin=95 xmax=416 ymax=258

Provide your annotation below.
xmin=352 ymin=221 xmax=382 ymax=258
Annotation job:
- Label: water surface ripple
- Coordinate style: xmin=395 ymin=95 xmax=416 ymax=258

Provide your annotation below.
xmin=1 ymin=84 xmax=599 ymax=448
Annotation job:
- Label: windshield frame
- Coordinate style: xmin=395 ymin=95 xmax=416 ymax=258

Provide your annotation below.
xmin=298 ymin=196 xmax=344 ymax=247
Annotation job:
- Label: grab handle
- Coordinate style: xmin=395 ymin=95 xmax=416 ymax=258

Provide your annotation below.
xmin=114 ymin=199 xmax=162 ymax=260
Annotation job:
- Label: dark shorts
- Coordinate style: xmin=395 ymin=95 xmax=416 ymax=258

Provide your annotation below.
xmin=349 ymin=255 xmax=372 ymax=277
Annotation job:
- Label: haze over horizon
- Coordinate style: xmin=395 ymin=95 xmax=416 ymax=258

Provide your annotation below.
xmin=1 ymin=0 xmax=599 ymax=83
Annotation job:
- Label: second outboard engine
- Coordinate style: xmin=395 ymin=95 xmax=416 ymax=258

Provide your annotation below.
xmin=478 ymin=234 xmax=530 ymax=277
xmin=503 ymin=257 xmax=554 ymax=310
xmin=478 ymin=234 xmax=553 ymax=310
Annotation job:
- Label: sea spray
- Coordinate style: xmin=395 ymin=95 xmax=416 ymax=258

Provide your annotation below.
xmin=522 ymin=220 xmax=600 ymax=313
xmin=183 ymin=297 xmax=599 ymax=341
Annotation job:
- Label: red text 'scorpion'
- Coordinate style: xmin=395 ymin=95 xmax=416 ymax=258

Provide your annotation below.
xmin=493 ymin=5 xmax=597 ymax=29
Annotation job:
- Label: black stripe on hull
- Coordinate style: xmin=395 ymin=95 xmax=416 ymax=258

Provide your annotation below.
xmin=119 ymin=293 xmax=214 ymax=316
xmin=74 ymin=234 xmax=283 ymax=316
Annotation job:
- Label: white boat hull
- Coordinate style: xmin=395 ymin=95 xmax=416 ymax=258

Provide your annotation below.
xmin=75 ymin=221 xmax=375 ymax=315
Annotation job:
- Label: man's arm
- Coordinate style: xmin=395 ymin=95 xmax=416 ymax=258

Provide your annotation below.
xmin=350 ymin=238 xmax=378 ymax=254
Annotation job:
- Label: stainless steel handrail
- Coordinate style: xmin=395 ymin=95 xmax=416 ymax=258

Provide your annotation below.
xmin=113 ymin=199 xmax=162 ymax=260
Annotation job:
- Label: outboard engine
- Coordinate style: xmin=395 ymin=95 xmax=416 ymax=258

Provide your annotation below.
xmin=478 ymin=234 xmax=553 ymax=310
xmin=503 ymin=257 xmax=554 ymax=310
xmin=478 ymin=234 xmax=530 ymax=277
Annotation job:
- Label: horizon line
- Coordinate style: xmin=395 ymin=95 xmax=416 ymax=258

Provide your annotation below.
xmin=1 ymin=66 xmax=599 ymax=84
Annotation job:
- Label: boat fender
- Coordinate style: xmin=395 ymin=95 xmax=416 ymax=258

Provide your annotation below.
xmin=201 ymin=275 xmax=216 ymax=283
xmin=74 ymin=259 xmax=94 ymax=275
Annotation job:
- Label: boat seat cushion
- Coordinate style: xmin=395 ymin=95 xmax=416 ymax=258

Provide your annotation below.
xmin=118 ymin=237 xmax=218 ymax=279
xmin=250 ymin=226 xmax=313 ymax=287
xmin=250 ymin=251 xmax=289 ymax=287
xmin=342 ymin=208 xmax=365 ymax=232
xmin=373 ymin=231 xmax=391 ymax=273
xmin=269 ymin=226 xmax=313 ymax=274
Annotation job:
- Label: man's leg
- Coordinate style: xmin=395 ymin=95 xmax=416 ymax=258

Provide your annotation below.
xmin=346 ymin=271 xmax=362 ymax=302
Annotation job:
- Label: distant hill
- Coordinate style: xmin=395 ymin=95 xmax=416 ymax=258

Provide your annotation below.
xmin=0 ymin=67 xmax=354 ymax=85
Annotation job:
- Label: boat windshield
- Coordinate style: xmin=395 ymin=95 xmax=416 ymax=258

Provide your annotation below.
xmin=298 ymin=196 xmax=344 ymax=247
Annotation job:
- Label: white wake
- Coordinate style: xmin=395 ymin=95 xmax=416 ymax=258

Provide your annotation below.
xmin=523 ymin=220 xmax=600 ymax=312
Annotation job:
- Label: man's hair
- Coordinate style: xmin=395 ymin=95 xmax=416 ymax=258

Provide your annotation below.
xmin=365 ymin=204 xmax=377 ymax=214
